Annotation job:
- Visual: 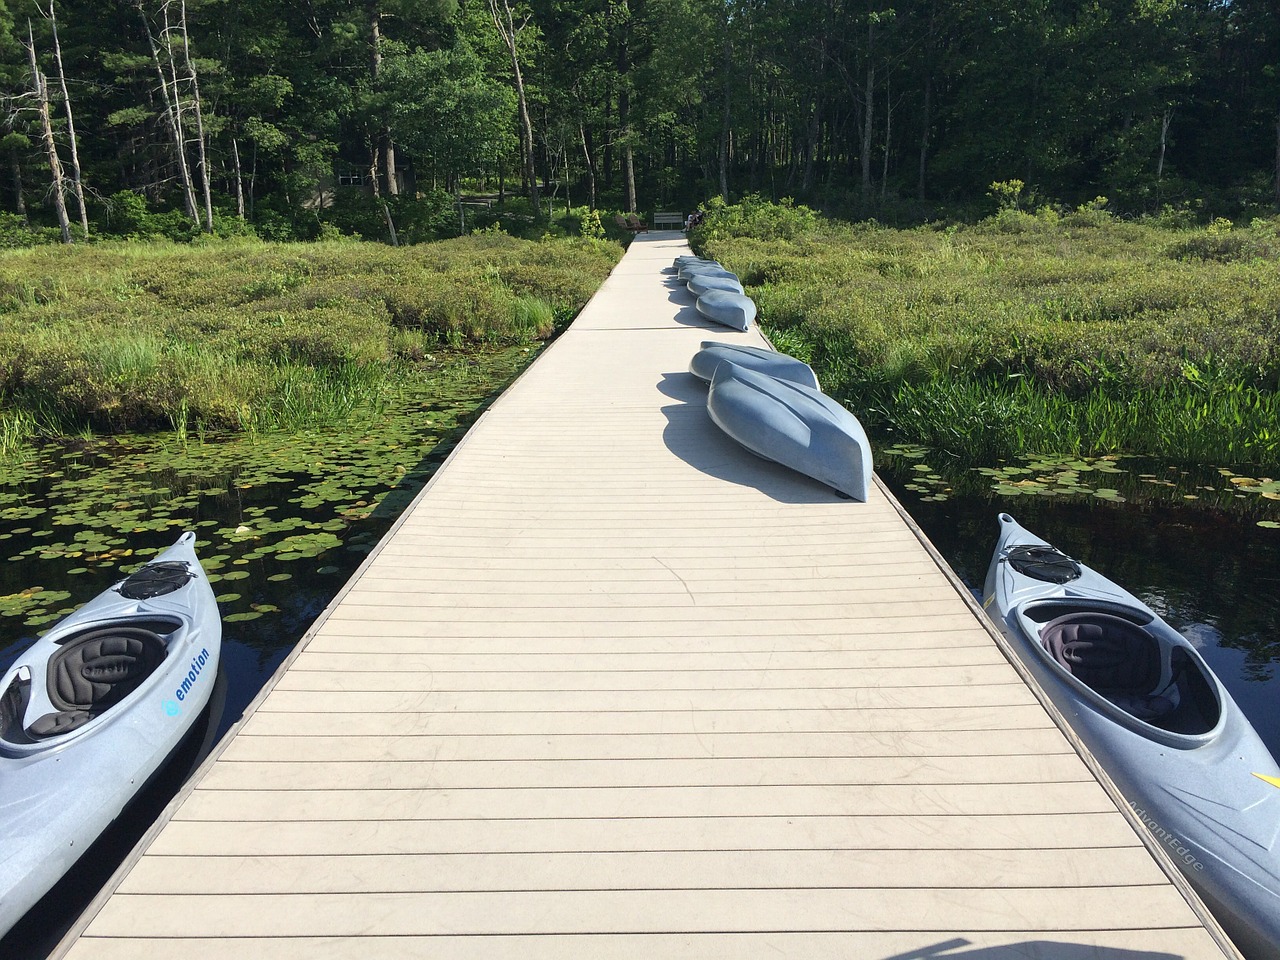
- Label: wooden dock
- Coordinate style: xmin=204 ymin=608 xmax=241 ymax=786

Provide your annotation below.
xmin=59 ymin=232 xmax=1239 ymax=959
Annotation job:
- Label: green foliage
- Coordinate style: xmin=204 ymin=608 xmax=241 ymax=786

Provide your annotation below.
xmin=705 ymin=201 xmax=1280 ymax=466
xmin=691 ymin=195 xmax=819 ymax=245
xmin=0 ymin=236 xmax=620 ymax=439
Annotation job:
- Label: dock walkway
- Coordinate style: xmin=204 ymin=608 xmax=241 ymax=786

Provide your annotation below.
xmin=60 ymin=233 xmax=1236 ymax=959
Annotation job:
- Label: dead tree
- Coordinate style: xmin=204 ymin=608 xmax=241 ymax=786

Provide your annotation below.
xmin=25 ymin=21 xmax=71 ymax=243
xmin=173 ymin=0 xmax=213 ymax=231
xmin=47 ymin=1 xmax=88 ymax=238
xmin=135 ymin=0 xmax=198 ymax=222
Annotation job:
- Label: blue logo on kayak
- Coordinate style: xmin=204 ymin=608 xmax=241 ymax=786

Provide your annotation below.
xmin=163 ymin=700 xmax=181 ymax=716
xmin=175 ymin=648 xmax=211 ymax=702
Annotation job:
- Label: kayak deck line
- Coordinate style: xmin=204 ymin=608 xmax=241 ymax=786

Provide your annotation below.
xmin=56 ymin=234 xmax=1242 ymax=960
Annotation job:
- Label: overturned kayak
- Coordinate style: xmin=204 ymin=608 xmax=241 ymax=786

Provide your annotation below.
xmin=707 ymin=360 xmax=872 ymax=501
xmin=674 ymin=255 xmax=713 ymax=268
xmin=695 ymin=290 xmax=757 ymax=332
xmin=689 ymin=341 xmax=819 ymax=390
xmin=0 ymin=532 xmax=222 ymax=937
xmin=677 ymin=262 xmax=731 ymax=281
xmin=982 ymin=513 xmax=1280 ymax=960
xmin=687 ymin=273 xmax=744 ymax=297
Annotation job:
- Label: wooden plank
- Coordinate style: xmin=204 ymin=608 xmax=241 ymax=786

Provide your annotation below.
xmin=142 ymin=810 xmax=1145 ymax=858
xmin=61 ymin=929 xmax=1232 ymax=960
xmin=286 ymin=646 xmax=1010 ymax=672
xmin=271 ymin=664 xmax=1022 ymax=693
xmin=170 ymin=781 xmax=1120 ymax=823
xmin=75 ymin=886 xmax=1204 ymax=938
xmin=196 ymin=753 xmax=1092 ymax=792
xmin=217 ymin=728 xmax=1073 ymax=763
xmin=117 ymin=847 xmax=1170 ymax=895
xmin=241 ymin=704 xmax=1058 ymax=737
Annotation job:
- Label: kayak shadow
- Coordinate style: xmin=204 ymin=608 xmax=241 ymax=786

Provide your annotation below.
xmin=658 ymin=372 xmax=846 ymax=505
xmin=879 ymin=939 xmax=1185 ymax=960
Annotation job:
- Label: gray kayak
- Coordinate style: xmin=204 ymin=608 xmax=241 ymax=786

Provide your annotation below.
xmin=690 ymin=341 xmax=819 ymax=390
xmin=0 ymin=532 xmax=222 ymax=937
xmin=678 ymin=262 xmax=731 ymax=281
xmin=674 ymin=255 xmax=713 ymax=268
xmin=687 ymin=273 xmax=744 ymax=297
xmin=982 ymin=512 xmax=1280 ymax=960
xmin=695 ymin=290 xmax=757 ymax=332
xmin=707 ymin=360 xmax=872 ymax=501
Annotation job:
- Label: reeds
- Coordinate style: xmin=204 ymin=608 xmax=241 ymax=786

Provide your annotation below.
xmin=700 ymin=201 xmax=1280 ymax=467
xmin=0 ymin=236 xmax=619 ymax=442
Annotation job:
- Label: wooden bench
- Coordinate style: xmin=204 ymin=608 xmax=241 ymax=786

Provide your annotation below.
xmin=652 ymin=211 xmax=684 ymax=230
xmin=614 ymin=213 xmax=648 ymax=234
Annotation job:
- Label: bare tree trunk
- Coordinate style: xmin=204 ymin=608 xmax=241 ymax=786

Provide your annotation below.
xmin=48 ymin=1 xmax=87 ymax=238
xmin=369 ymin=7 xmax=397 ymax=196
xmin=137 ymin=0 xmax=197 ymax=221
xmin=10 ymin=156 xmax=27 ymax=221
xmin=381 ymin=200 xmax=399 ymax=246
xmin=578 ymin=121 xmax=597 ymax=210
xmin=487 ymin=0 xmax=541 ymax=218
xmin=880 ymin=75 xmax=891 ymax=205
xmin=718 ymin=30 xmax=731 ymax=199
xmin=177 ymin=0 xmax=213 ymax=231
xmin=860 ymin=18 xmax=875 ymax=200
xmin=26 ymin=22 xmax=71 ymax=243
xmin=1157 ymin=107 xmax=1172 ymax=180
xmin=231 ymin=138 xmax=245 ymax=219
xmin=917 ymin=72 xmax=932 ymax=201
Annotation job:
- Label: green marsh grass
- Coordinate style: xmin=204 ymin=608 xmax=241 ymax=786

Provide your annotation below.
xmin=0 ymin=235 xmax=619 ymax=447
xmin=694 ymin=200 xmax=1280 ymax=468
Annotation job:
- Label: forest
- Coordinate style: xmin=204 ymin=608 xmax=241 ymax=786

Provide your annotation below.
xmin=0 ymin=0 xmax=1277 ymax=244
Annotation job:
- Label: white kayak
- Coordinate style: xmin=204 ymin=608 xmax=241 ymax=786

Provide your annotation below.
xmin=0 ymin=532 xmax=222 ymax=936
xmin=689 ymin=341 xmax=820 ymax=390
xmin=707 ymin=360 xmax=872 ymax=501
xmin=982 ymin=513 xmax=1280 ymax=960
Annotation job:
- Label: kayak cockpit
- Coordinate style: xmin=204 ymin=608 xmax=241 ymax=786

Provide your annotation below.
xmin=0 ymin=617 xmax=178 ymax=745
xmin=1020 ymin=602 xmax=1222 ymax=737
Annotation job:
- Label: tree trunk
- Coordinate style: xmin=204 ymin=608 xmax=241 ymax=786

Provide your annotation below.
xmin=178 ymin=0 xmax=213 ymax=232
xmin=613 ymin=1 xmax=637 ymax=213
xmin=10 ymin=155 xmax=27 ymax=221
xmin=860 ymin=19 xmax=875 ymax=199
xmin=369 ymin=6 xmax=397 ymax=196
xmin=917 ymin=71 xmax=932 ymax=201
xmin=26 ymin=22 xmax=71 ymax=243
xmin=48 ymin=1 xmax=88 ymax=238
xmin=881 ymin=75 xmax=891 ymax=205
xmin=231 ymin=138 xmax=245 ymax=219
xmin=487 ymin=0 xmax=541 ymax=218
xmin=578 ymin=121 xmax=597 ymax=210
xmin=718 ymin=30 xmax=731 ymax=199
xmin=1157 ymin=107 xmax=1172 ymax=180
xmin=137 ymin=0 xmax=197 ymax=221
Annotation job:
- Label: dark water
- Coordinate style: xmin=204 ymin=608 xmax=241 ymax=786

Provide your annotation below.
xmin=2 ymin=371 xmax=1279 ymax=954
xmin=877 ymin=460 xmax=1280 ymax=758
xmin=0 ymin=349 xmax=530 ymax=958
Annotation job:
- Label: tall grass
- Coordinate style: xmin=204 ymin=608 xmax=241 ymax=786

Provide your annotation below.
xmin=0 ymin=234 xmax=620 ymax=445
xmin=693 ymin=198 xmax=1280 ymax=467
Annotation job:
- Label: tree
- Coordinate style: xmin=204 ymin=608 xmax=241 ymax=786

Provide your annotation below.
xmin=386 ymin=35 xmax=516 ymax=225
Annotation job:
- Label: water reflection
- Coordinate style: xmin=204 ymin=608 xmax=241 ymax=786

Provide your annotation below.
xmin=878 ymin=463 xmax=1280 ymax=758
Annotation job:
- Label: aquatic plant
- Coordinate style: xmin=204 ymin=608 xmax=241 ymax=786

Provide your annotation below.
xmin=699 ymin=200 xmax=1280 ymax=469
xmin=0 ymin=236 xmax=620 ymax=442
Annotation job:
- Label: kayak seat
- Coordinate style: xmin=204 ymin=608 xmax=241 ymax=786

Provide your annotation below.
xmin=26 ymin=626 xmax=167 ymax=739
xmin=1040 ymin=612 xmax=1175 ymax=721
